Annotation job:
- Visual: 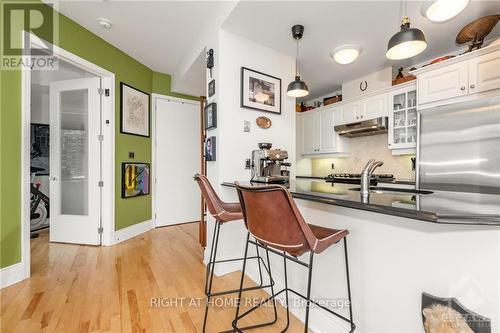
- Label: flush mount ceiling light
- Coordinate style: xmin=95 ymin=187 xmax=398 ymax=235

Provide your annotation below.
xmin=287 ymin=24 xmax=309 ymax=98
xmin=421 ymin=0 xmax=470 ymax=22
xmin=330 ymin=44 xmax=362 ymax=65
xmin=97 ymin=18 xmax=112 ymax=30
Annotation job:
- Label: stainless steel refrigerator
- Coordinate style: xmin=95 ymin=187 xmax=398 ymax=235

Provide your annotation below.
xmin=417 ymin=96 xmax=500 ymax=195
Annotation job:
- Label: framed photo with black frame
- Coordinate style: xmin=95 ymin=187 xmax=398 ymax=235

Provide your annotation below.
xmin=121 ymin=162 xmax=150 ymax=198
xmin=204 ymin=102 xmax=217 ymax=130
xmin=208 ymin=79 xmax=216 ymax=97
xmin=241 ymin=67 xmax=281 ymax=114
xmin=120 ymin=82 xmax=150 ymax=137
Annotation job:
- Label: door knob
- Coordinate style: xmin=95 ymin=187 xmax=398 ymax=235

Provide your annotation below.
xmin=460 ymin=86 xmax=466 ymax=91
xmin=48 ymin=176 xmax=57 ymax=181
xmin=470 ymin=84 xmax=475 ymax=89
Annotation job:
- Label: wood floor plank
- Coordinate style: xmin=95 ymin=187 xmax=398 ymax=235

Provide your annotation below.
xmin=1 ymin=224 xmax=310 ymax=332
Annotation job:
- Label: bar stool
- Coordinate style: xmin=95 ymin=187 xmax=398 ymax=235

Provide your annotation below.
xmin=233 ymin=183 xmax=356 ymax=333
xmin=193 ymin=174 xmax=277 ymax=332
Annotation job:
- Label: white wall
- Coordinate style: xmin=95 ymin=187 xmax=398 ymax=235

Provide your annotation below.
xmin=204 ymin=28 xmax=296 ymax=267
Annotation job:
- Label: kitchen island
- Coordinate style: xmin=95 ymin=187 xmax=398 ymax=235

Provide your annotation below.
xmin=222 ymin=179 xmax=500 ymax=225
xmin=217 ymin=178 xmax=500 ymax=332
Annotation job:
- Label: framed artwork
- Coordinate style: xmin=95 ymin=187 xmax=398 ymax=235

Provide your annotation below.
xmin=120 ymin=82 xmax=150 ymax=137
xmin=241 ymin=67 xmax=281 ymax=114
xmin=208 ymin=79 xmax=216 ymax=97
xmin=205 ymin=136 xmax=216 ymax=162
xmin=204 ymin=102 xmax=217 ymax=130
xmin=30 ymin=123 xmax=50 ymax=175
xmin=122 ymin=162 xmax=150 ymax=198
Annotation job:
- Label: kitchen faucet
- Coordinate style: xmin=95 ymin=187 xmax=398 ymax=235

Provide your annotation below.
xmin=360 ymin=158 xmax=384 ymax=196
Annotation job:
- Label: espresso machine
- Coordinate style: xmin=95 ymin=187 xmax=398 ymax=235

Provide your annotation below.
xmin=251 ymin=143 xmax=291 ymax=183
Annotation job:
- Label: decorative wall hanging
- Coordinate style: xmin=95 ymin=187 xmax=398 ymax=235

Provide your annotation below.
xmin=122 ymin=162 xmax=150 ymax=198
xmin=208 ymin=79 xmax=215 ymax=97
xmin=241 ymin=67 xmax=281 ymax=114
xmin=120 ymin=82 xmax=150 ymax=137
xmin=207 ymin=48 xmax=214 ymax=78
xmin=204 ymin=136 xmax=216 ymax=161
xmin=204 ymin=102 xmax=217 ymax=130
xmin=256 ymin=116 xmax=272 ymax=129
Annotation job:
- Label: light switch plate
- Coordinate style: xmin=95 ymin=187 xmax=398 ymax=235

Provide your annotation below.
xmin=243 ymin=120 xmax=250 ymax=132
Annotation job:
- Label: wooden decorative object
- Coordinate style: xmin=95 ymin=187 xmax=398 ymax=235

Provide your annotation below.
xmin=392 ymin=75 xmax=416 ymax=86
xmin=256 ymin=116 xmax=272 ymax=129
xmin=456 ymin=15 xmax=500 ymax=52
xmin=323 ymin=95 xmax=342 ymax=106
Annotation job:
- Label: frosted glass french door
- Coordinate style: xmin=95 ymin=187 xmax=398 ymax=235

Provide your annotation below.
xmin=49 ymin=78 xmax=101 ymax=245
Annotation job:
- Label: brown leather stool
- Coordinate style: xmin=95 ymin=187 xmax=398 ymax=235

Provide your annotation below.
xmin=193 ymin=174 xmax=277 ymax=332
xmin=233 ymin=183 xmax=356 ymax=333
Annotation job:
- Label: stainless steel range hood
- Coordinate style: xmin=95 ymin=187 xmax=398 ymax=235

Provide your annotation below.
xmin=334 ymin=117 xmax=388 ymax=137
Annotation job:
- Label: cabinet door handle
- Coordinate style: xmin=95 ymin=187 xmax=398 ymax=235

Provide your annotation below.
xmin=360 ymin=115 xmax=363 ymax=119
xmin=460 ymin=86 xmax=466 ymax=91
xmin=470 ymin=84 xmax=475 ymax=89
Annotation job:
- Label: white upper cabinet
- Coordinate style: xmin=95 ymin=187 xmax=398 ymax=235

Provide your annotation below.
xmin=415 ymin=46 xmax=500 ymax=106
xmin=388 ymin=82 xmax=417 ymax=151
xmin=418 ymin=62 xmax=469 ymax=105
xmin=468 ymin=49 xmax=500 ymax=94
xmin=299 ymin=107 xmax=348 ymax=155
xmin=362 ymin=92 xmax=388 ymax=120
xmin=301 ymin=111 xmax=317 ymax=154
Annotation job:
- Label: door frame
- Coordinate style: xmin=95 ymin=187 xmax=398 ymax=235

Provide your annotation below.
xmin=151 ymin=93 xmax=200 ymax=229
xmin=21 ymin=32 xmax=116 ymax=280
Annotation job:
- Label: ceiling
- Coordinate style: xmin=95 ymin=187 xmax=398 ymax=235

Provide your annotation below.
xmin=55 ymin=1 xmax=224 ymax=76
xmin=222 ymin=1 xmax=500 ymax=100
xmin=54 ymin=1 xmax=500 ymax=99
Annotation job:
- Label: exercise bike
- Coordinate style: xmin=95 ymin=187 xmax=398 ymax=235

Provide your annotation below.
xmin=30 ymin=166 xmax=50 ymax=238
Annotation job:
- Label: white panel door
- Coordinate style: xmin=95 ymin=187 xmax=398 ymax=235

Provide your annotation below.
xmin=155 ymin=98 xmax=200 ymax=227
xmin=468 ymin=50 xmax=500 ymax=94
xmin=418 ymin=62 xmax=468 ymax=105
xmin=49 ymin=78 xmax=101 ymax=245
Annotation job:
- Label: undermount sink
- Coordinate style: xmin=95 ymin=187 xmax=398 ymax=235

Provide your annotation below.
xmin=349 ymin=186 xmax=434 ymax=195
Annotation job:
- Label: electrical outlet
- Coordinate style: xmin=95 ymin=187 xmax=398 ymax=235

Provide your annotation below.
xmin=243 ymin=120 xmax=250 ymax=132
xmin=245 ymin=159 xmax=251 ymax=169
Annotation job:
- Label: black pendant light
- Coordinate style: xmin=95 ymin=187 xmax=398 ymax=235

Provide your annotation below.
xmin=386 ymin=1 xmax=427 ymax=60
xmin=287 ymin=25 xmax=309 ymax=98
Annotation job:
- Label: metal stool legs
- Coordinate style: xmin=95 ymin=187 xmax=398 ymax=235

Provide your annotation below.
xmin=232 ymin=235 xmax=356 ymax=333
xmin=202 ymin=223 xmax=276 ymax=332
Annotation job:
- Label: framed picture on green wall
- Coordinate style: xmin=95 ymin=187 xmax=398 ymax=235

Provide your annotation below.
xmin=120 ymin=82 xmax=150 ymax=137
xmin=122 ymin=162 xmax=150 ymax=198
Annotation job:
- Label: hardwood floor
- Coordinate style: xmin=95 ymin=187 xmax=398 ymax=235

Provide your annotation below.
xmin=0 ymin=224 xmax=307 ymax=332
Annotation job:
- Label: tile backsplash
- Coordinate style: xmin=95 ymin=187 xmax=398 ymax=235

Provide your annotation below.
xmin=306 ymin=134 xmax=415 ymax=180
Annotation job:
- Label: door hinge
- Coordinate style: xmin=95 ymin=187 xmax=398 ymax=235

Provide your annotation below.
xmin=98 ymin=227 xmax=104 ymax=234
xmin=98 ymin=180 xmax=104 ymax=187
xmin=98 ymin=134 xmax=104 ymax=141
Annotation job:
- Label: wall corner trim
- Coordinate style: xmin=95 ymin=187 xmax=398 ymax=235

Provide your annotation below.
xmin=0 ymin=262 xmax=26 ymax=289
xmin=113 ymin=219 xmax=153 ymax=245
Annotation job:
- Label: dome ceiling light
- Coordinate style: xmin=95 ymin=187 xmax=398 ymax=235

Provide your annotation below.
xmin=287 ymin=24 xmax=309 ymax=98
xmin=330 ymin=44 xmax=362 ymax=65
xmin=421 ymin=0 xmax=470 ymax=22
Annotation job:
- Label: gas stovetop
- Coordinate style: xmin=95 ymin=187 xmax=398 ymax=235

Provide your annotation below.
xmin=325 ymin=173 xmax=394 ymax=184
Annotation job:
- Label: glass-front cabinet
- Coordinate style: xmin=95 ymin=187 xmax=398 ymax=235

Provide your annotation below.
xmin=388 ymin=82 xmax=417 ymax=151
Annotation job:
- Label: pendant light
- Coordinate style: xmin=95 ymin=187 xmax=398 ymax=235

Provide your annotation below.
xmin=386 ymin=1 xmax=427 ymax=60
xmin=287 ymin=25 xmax=309 ymax=98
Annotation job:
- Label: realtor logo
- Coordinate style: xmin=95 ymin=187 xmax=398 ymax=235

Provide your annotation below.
xmin=1 ymin=1 xmax=58 ymax=70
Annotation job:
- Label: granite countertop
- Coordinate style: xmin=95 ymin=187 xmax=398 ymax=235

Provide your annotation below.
xmin=222 ymin=179 xmax=500 ymax=225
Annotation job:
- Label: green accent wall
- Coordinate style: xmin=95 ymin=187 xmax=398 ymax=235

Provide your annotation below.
xmin=0 ymin=4 xmax=198 ymax=268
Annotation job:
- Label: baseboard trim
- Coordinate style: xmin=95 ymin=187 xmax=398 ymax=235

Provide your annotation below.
xmin=114 ymin=219 xmax=153 ymax=244
xmin=0 ymin=262 xmax=26 ymax=289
